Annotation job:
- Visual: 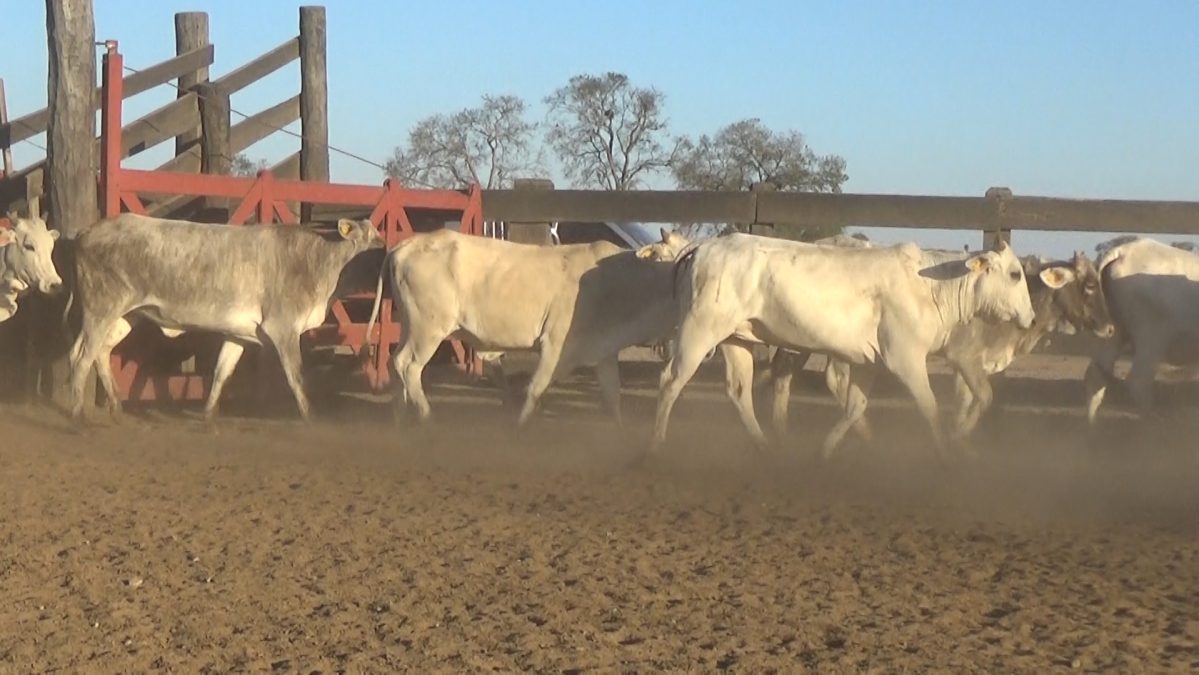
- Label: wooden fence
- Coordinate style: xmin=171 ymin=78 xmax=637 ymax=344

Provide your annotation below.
xmin=0 ymin=7 xmax=327 ymax=221
xmin=478 ymin=183 xmax=1199 ymax=246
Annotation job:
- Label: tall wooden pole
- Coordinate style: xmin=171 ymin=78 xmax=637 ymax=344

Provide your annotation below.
xmin=299 ymin=5 xmax=329 ymax=222
xmin=42 ymin=0 xmax=98 ymax=405
xmin=45 ymin=0 xmax=97 ymax=238
xmin=173 ymin=11 xmax=209 ymax=173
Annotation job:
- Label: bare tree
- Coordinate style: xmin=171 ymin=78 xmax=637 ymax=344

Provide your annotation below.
xmin=231 ymin=154 xmax=267 ymax=177
xmin=544 ymin=72 xmax=683 ymax=190
xmin=673 ymin=118 xmax=848 ymax=240
xmin=385 ymin=95 xmax=539 ymax=189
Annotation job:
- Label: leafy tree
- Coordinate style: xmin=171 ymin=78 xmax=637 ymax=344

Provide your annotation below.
xmin=544 ymin=72 xmax=683 ymax=190
xmin=231 ymin=154 xmax=267 ymax=177
xmin=385 ymin=95 xmax=539 ymax=189
xmin=673 ymin=118 xmax=848 ymax=240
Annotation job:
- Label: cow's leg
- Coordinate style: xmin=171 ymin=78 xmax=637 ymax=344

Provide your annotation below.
xmin=594 ymin=356 xmax=624 ymax=427
xmin=68 ymin=314 xmax=121 ymax=424
xmin=720 ymin=341 xmax=768 ymax=449
xmin=92 ymin=317 xmax=134 ymax=420
xmin=204 ymin=339 xmax=248 ymax=421
xmin=952 ymin=364 xmax=993 ymax=439
xmin=824 ymin=357 xmax=872 ymax=440
xmin=1126 ymin=338 xmax=1166 ymax=419
xmin=517 ymin=340 xmax=568 ymax=428
xmin=951 ymin=371 xmax=973 ymax=434
xmin=822 ymin=364 xmax=877 ymax=459
xmin=770 ymin=349 xmax=807 ymax=439
xmin=651 ymin=320 xmax=725 ymax=451
xmin=265 ymin=330 xmax=311 ymax=422
xmin=1085 ymin=338 xmax=1122 ymax=425
xmin=390 ymin=330 xmax=443 ymax=425
xmin=886 ymin=350 xmax=945 ymax=460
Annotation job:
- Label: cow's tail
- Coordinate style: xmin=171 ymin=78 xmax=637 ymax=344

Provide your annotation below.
xmin=360 ymin=250 xmax=391 ymax=366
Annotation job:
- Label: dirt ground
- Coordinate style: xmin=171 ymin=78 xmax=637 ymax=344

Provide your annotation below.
xmin=2 ymin=356 xmax=1198 ymax=673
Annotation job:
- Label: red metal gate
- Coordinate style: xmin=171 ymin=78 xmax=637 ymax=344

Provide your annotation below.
xmin=95 ymin=41 xmax=482 ymax=402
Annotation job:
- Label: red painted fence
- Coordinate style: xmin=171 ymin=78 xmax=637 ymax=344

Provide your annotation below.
xmin=96 ymin=41 xmax=482 ymax=402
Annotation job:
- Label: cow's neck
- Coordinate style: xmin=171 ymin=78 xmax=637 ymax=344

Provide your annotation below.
xmin=925 ymin=269 xmax=977 ymax=337
xmin=1012 ymin=279 xmax=1059 ymax=354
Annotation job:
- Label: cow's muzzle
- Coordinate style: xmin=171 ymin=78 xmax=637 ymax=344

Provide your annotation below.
xmin=40 ymin=279 xmax=65 ymax=296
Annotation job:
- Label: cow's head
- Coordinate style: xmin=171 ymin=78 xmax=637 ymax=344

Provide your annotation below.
xmin=1036 ymin=251 xmax=1115 ymax=338
xmin=337 ymin=218 xmax=385 ymax=250
xmin=963 ymin=239 xmax=1035 ymax=329
xmin=635 ymin=228 xmax=691 ymax=262
xmin=1 ymin=214 xmax=64 ymax=296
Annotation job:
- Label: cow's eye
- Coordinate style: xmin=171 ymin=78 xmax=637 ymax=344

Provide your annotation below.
xmin=1009 ymin=270 xmax=1021 ymax=281
xmin=23 ymin=243 xmax=35 ymax=252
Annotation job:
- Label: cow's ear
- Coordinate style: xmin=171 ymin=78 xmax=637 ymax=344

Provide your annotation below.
xmin=337 ymin=219 xmax=355 ymax=239
xmin=965 ymin=251 xmax=996 ymax=273
xmin=635 ymin=245 xmax=656 ymax=259
xmin=1039 ymin=266 xmax=1074 ymax=289
xmin=659 ymin=227 xmax=670 ymax=243
xmin=0 ymin=230 xmax=13 ymax=247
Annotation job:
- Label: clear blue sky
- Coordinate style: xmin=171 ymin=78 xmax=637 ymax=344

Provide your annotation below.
xmin=3 ymin=0 xmax=1197 ymax=255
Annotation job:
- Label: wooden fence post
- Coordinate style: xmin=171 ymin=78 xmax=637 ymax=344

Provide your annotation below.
xmin=507 ymin=179 xmax=554 ymax=245
xmin=748 ymin=182 xmax=775 ymax=236
xmin=0 ymin=79 xmax=12 ymax=178
xmin=298 ymin=5 xmax=329 ymax=222
xmin=39 ymin=0 xmax=99 ymax=407
xmin=984 ymin=186 xmax=1013 ymax=250
xmin=173 ymin=11 xmax=209 ymax=173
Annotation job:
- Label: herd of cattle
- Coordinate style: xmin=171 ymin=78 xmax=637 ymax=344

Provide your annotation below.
xmin=2 ymin=210 xmax=1199 ymax=456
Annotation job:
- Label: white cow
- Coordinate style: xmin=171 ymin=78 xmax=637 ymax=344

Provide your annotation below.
xmin=650 ymin=234 xmax=1035 ymax=458
xmin=1085 ymin=236 xmax=1199 ymax=422
xmin=362 ymin=227 xmax=690 ymax=426
xmin=0 ymin=215 xmax=65 ymax=321
xmin=770 ymin=250 xmax=1115 ymax=444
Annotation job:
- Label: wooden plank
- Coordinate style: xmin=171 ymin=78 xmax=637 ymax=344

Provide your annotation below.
xmin=229 ymin=95 xmax=300 ymax=153
xmin=124 ymin=45 xmax=214 ymax=99
xmin=1004 ymin=197 xmax=1199 ymax=234
xmin=757 ymin=192 xmax=992 ymax=230
xmin=0 ymin=79 xmax=12 ymax=176
xmin=0 ymin=45 xmax=214 ymax=150
xmin=481 ymin=189 xmax=756 ymax=224
xmin=122 ymin=93 xmax=200 ymax=157
xmin=213 ymin=38 xmax=300 ymax=95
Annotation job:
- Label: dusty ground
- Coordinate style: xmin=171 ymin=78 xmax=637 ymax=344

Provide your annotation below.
xmin=2 ymin=356 xmax=1198 ymax=673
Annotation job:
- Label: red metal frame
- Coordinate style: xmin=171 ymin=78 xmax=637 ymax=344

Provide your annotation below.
xmin=96 ymin=41 xmax=483 ymax=402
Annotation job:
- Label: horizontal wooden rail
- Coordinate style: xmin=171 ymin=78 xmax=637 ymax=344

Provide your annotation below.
xmin=212 ymin=37 xmax=300 ymax=94
xmin=481 ymin=189 xmax=756 ymax=224
xmin=230 ymin=95 xmax=300 ymax=153
xmin=0 ymin=45 xmax=214 ymax=150
xmin=122 ymin=93 xmax=200 ymax=157
xmin=479 ymin=189 xmax=1199 ymax=236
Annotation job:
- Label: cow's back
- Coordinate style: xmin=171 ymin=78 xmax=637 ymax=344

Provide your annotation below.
xmin=76 ymin=213 xmax=331 ymax=316
xmin=1099 ymin=238 xmax=1199 ymax=358
xmin=389 ymin=230 xmax=623 ymax=350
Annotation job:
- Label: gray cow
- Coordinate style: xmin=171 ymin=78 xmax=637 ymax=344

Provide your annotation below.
xmin=68 ymin=214 xmax=382 ymax=423
xmin=769 ymin=251 xmax=1114 ymax=443
xmin=0 ymin=214 xmax=65 ymax=321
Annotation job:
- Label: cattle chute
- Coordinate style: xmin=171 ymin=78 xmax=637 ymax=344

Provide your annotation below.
xmin=95 ymin=41 xmax=483 ymax=404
